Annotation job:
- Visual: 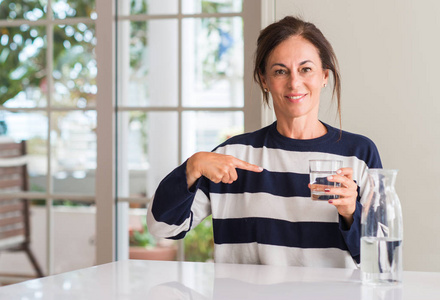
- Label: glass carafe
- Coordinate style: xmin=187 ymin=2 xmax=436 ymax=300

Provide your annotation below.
xmin=361 ymin=169 xmax=403 ymax=285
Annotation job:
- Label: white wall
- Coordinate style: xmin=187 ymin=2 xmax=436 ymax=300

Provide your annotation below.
xmin=273 ymin=0 xmax=440 ymax=271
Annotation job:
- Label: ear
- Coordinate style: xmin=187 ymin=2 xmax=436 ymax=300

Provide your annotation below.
xmin=323 ymin=69 xmax=330 ymax=86
xmin=259 ymin=71 xmax=268 ymax=90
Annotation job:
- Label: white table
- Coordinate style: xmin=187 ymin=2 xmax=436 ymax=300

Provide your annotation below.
xmin=0 ymin=260 xmax=439 ymax=299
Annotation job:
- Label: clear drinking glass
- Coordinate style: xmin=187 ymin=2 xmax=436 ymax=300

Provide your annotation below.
xmin=309 ymin=160 xmax=342 ymax=200
xmin=361 ymin=169 xmax=403 ymax=285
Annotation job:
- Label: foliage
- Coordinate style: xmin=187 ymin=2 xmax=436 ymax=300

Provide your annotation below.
xmin=197 ymin=1 xmax=241 ymax=89
xmin=201 ymin=0 xmax=239 ymax=14
xmin=129 ymin=214 xmax=214 ymax=261
xmin=184 ymin=215 xmax=214 ymax=262
xmin=129 ymin=215 xmax=157 ymax=248
xmin=128 ymin=111 xmax=148 ymax=156
xmin=130 ymin=0 xmax=148 ymax=15
xmin=0 ymin=3 xmax=46 ymax=106
xmin=0 ymin=0 xmax=96 ymax=107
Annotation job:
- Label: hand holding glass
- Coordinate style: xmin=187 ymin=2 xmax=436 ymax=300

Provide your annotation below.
xmin=309 ymin=160 xmax=343 ymax=200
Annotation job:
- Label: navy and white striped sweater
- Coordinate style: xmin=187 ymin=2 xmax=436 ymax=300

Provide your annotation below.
xmin=147 ymin=121 xmax=382 ymax=268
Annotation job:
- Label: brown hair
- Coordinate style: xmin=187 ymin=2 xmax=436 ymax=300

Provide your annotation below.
xmin=253 ymin=16 xmax=342 ymax=125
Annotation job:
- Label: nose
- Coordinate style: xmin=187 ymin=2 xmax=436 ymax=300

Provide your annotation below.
xmin=288 ymin=71 xmax=301 ymax=89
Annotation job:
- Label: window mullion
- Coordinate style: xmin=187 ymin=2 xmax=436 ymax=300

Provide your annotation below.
xmin=243 ymin=0 xmax=263 ymax=132
xmin=45 ymin=0 xmax=55 ymax=276
xmin=176 ymin=0 xmax=185 ymax=262
xmin=96 ymin=0 xmax=116 ymax=265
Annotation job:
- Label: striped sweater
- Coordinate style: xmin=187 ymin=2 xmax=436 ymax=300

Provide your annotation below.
xmin=147 ymin=121 xmax=382 ymax=268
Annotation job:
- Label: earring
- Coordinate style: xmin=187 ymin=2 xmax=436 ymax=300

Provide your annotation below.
xmin=323 ymin=83 xmax=327 ymax=88
xmin=264 ymin=88 xmax=268 ymax=93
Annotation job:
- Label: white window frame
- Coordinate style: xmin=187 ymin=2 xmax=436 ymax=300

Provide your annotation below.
xmin=0 ymin=0 xmax=267 ymax=271
xmin=0 ymin=1 xmax=100 ymax=275
xmin=98 ymin=0 xmax=264 ymax=262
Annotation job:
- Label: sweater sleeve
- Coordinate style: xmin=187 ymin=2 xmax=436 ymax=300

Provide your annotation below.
xmin=339 ymin=200 xmax=362 ymax=264
xmin=147 ymin=160 xmax=211 ymax=240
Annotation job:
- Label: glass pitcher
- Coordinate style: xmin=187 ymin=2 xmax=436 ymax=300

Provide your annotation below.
xmin=361 ymin=169 xmax=403 ymax=285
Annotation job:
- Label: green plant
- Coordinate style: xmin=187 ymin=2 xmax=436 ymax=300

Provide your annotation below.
xmin=129 ymin=215 xmax=157 ymax=248
xmin=184 ymin=215 xmax=214 ymax=262
xmin=0 ymin=0 xmax=97 ymax=107
xmin=129 ymin=214 xmax=214 ymax=260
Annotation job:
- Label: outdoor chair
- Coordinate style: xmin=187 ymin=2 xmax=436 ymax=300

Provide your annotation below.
xmin=0 ymin=140 xmax=44 ymax=278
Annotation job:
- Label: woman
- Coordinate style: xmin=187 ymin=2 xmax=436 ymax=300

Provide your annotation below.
xmin=147 ymin=16 xmax=382 ymax=268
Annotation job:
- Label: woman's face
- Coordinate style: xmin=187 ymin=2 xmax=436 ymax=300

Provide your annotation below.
xmin=260 ymin=35 xmax=329 ymax=123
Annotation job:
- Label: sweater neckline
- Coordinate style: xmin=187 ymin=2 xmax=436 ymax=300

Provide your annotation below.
xmin=268 ymin=121 xmax=338 ymax=147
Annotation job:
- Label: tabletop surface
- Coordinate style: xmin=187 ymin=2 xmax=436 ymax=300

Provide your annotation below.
xmin=0 ymin=260 xmax=440 ymax=299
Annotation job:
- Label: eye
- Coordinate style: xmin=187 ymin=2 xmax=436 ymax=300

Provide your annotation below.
xmin=301 ymin=67 xmax=312 ymax=73
xmin=274 ymin=69 xmax=287 ymax=75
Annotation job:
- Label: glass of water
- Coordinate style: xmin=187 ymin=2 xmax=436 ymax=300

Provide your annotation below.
xmin=309 ymin=160 xmax=342 ymax=200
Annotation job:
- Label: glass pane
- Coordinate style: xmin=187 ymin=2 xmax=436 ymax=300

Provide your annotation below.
xmin=182 ymin=0 xmax=243 ymax=14
xmin=53 ymin=203 xmax=96 ymax=274
xmin=118 ymin=110 xmax=179 ymax=262
xmin=117 ymin=111 xmax=178 ymax=199
xmin=2 ymin=110 xmax=48 ymax=193
xmin=184 ymin=215 xmax=214 ymax=262
xmin=182 ymin=17 xmax=244 ymax=107
xmin=0 ymin=0 xmax=47 ymax=21
xmin=121 ymin=0 xmax=178 ymax=15
xmin=53 ymin=24 xmax=97 ymax=107
xmin=0 ymin=26 xmax=47 ymax=108
xmin=182 ymin=111 xmax=243 ymax=160
xmin=53 ymin=0 xmax=97 ymax=20
xmin=51 ymin=111 xmax=96 ymax=195
xmin=129 ymin=207 xmax=177 ymax=260
xmin=118 ymin=20 xmax=178 ymax=107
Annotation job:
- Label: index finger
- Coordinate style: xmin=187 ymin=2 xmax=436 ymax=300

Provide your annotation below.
xmin=233 ymin=158 xmax=264 ymax=173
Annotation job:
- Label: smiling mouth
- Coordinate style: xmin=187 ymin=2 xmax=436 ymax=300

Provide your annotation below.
xmin=286 ymin=94 xmax=306 ymax=102
xmin=287 ymin=95 xmax=304 ymax=100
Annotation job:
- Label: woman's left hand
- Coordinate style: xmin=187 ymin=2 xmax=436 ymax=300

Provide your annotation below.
xmin=324 ymin=168 xmax=358 ymax=227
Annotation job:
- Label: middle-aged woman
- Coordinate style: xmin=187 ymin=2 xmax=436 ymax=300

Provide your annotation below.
xmin=147 ymin=16 xmax=382 ymax=268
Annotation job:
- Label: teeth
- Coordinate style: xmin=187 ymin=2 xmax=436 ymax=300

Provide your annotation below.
xmin=288 ymin=95 xmax=303 ymax=100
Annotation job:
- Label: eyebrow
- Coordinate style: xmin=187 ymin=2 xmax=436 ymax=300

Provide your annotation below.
xmin=270 ymin=60 xmax=315 ymax=69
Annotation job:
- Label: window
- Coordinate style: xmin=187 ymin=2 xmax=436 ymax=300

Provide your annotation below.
xmin=116 ymin=0 xmax=261 ymax=261
xmin=0 ymin=0 xmax=262 ymax=276
xmin=0 ymin=0 xmax=98 ymax=276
